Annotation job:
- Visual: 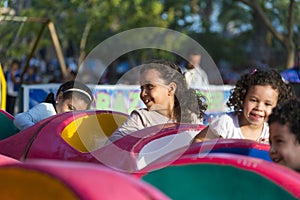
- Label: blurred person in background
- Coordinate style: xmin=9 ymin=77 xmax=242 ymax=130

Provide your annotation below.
xmin=281 ymin=50 xmax=300 ymax=97
xmin=180 ymin=49 xmax=209 ymax=89
xmin=5 ymin=59 xmax=21 ymax=115
xmin=23 ymin=65 xmax=42 ymax=85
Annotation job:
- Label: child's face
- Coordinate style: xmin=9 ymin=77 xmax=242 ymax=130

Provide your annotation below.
xmin=56 ymin=96 xmax=89 ymax=114
xmin=241 ymin=85 xmax=278 ymax=126
xmin=269 ymin=121 xmax=300 ymax=172
xmin=139 ymin=69 xmax=174 ymax=114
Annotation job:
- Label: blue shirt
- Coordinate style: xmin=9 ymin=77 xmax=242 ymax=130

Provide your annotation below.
xmin=281 ymin=66 xmax=300 ymax=83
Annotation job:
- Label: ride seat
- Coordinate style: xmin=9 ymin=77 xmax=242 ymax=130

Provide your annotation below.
xmin=0 ymin=109 xmax=19 ymax=140
xmin=61 ymin=111 xmax=128 ymax=152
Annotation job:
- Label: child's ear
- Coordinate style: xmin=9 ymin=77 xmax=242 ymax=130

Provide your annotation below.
xmin=56 ymin=91 xmax=63 ymax=103
xmin=168 ymin=82 xmax=177 ymax=93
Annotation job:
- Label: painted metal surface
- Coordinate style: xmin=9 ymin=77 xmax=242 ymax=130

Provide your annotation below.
xmin=142 ymin=153 xmax=300 ymax=200
xmin=0 ymin=110 xmax=128 ymax=163
xmin=0 ymin=109 xmax=19 ymax=139
xmin=97 ymin=123 xmax=205 ymax=172
xmin=0 ymin=160 xmax=169 ymax=200
xmin=0 ymin=65 xmax=6 ymax=110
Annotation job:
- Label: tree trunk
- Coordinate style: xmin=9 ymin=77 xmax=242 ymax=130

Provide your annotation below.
xmin=250 ymin=11 xmax=269 ymax=65
xmin=286 ymin=42 xmax=295 ymax=68
xmin=238 ymin=0 xmax=296 ymax=69
xmin=78 ymin=21 xmax=92 ymax=66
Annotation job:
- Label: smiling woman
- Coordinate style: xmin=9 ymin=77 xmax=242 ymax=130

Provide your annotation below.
xmin=107 ymin=60 xmax=207 ymax=143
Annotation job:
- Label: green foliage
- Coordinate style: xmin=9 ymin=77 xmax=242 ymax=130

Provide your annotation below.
xmin=1 ymin=0 xmax=299 ymax=72
xmin=189 ymin=31 xmax=248 ymax=69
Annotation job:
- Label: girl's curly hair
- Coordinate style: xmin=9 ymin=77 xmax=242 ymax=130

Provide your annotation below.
xmin=227 ymin=68 xmax=295 ymax=113
xmin=268 ymin=98 xmax=300 ymax=143
xmin=140 ymin=60 xmax=207 ymax=123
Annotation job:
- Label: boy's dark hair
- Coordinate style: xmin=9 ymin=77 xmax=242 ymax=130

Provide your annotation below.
xmin=227 ymin=68 xmax=295 ymax=113
xmin=268 ymin=98 xmax=300 ymax=143
xmin=140 ymin=60 xmax=207 ymax=123
xmin=44 ymin=80 xmax=94 ymax=108
xmin=11 ymin=59 xmax=21 ymax=66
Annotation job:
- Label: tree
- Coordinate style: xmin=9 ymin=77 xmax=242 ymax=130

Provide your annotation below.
xmin=70 ymin=0 xmax=173 ymax=65
xmin=236 ymin=0 xmax=298 ymax=68
xmin=2 ymin=0 xmax=299 ymax=71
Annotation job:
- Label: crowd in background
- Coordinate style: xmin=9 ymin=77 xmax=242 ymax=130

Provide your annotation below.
xmin=3 ymin=55 xmax=244 ymax=86
xmin=3 ymin=49 xmax=300 ymax=116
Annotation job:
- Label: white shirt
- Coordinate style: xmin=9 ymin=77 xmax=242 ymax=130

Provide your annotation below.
xmin=14 ymin=103 xmax=57 ymax=130
xmin=183 ymin=67 xmax=209 ymax=89
xmin=209 ymin=112 xmax=269 ymax=142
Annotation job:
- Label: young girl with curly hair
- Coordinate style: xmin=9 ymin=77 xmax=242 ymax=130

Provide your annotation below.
xmin=108 ymin=60 xmax=207 ymax=142
xmin=192 ymin=68 xmax=295 ymax=143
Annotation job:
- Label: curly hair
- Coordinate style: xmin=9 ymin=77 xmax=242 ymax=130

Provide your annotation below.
xmin=140 ymin=60 xmax=207 ymax=123
xmin=227 ymin=68 xmax=295 ymax=113
xmin=268 ymin=98 xmax=300 ymax=143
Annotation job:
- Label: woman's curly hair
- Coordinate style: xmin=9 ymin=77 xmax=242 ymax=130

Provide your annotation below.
xmin=268 ymin=98 xmax=300 ymax=143
xmin=227 ymin=68 xmax=295 ymax=113
xmin=140 ymin=60 xmax=207 ymax=123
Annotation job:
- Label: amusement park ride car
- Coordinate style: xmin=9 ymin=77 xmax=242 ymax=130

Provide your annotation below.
xmin=0 ymin=109 xmax=299 ymax=199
